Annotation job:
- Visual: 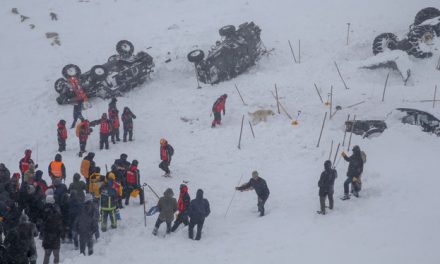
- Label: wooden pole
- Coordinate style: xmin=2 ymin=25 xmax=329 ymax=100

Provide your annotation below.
xmin=433 ymin=85 xmax=437 ymax=109
xmin=314 ymin=83 xmax=324 ymax=103
xmin=288 ymin=40 xmax=297 ymax=63
xmin=275 ymin=84 xmax=280 ymax=114
xmin=328 ymin=140 xmax=333 ymax=160
xmin=234 ymin=84 xmax=247 ymax=106
xmin=342 ymin=114 xmax=350 ymax=147
xmin=248 ymin=121 xmax=255 ymax=139
xmin=142 ymin=185 xmax=147 ymax=227
xmin=329 ymin=85 xmax=333 ymax=119
xmin=347 ymin=115 xmax=356 ymax=151
xmin=334 ymin=61 xmax=349 ymax=89
xmin=346 ymin=23 xmax=351 ymax=45
xmin=382 ymin=72 xmax=390 ymax=102
xmin=298 ymin=39 xmax=301 ymax=64
xmin=270 ymin=91 xmax=293 ymax=119
xmin=332 ymin=143 xmax=340 ymax=167
xmin=238 ymin=115 xmax=245 ymax=149
xmin=316 ymin=112 xmax=328 ymax=148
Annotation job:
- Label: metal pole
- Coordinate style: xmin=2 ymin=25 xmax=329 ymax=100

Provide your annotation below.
xmin=346 ymin=23 xmax=351 ymax=45
xmin=316 ymin=112 xmax=327 ymax=148
xmin=342 ymin=114 xmax=350 ymax=147
xmin=288 ymin=40 xmax=297 ymax=63
xmin=298 ymin=39 xmax=301 ymax=64
xmin=332 ymin=143 xmax=340 ymax=167
xmin=235 ymin=84 xmax=247 ymax=106
xmin=314 ymin=83 xmax=324 ymax=104
xmin=238 ymin=115 xmax=245 ymax=149
xmin=275 ymin=84 xmax=280 ymax=114
xmin=382 ymin=73 xmax=390 ymax=102
xmin=334 ymin=61 xmax=349 ymax=89
xmin=225 ymin=174 xmax=244 ymax=218
xmin=142 ymin=185 xmax=147 ymax=227
xmin=329 ymin=85 xmax=333 ymax=119
xmin=328 ymin=140 xmax=333 ymax=160
xmin=433 ymin=85 xmax=437 ymax=108
xmin=347 ymin=115 xmax=356 ymax=151
xmin=248 ymin=121 xmax=255 ymax=139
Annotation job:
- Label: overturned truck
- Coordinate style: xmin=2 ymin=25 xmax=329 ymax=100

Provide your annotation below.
xmin=54 ymin=40 xmax=154 ymax=104
xmin=187 ymin=22 xmax=265 ymax=85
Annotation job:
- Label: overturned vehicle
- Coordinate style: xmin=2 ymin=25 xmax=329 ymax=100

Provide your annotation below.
xmin=345 ymin=120 xmax=387 ymax=138
xmin=397 ymin=108 xmax=440 ymax=136
xmin=54 ymin=40 xmax=154 ymax=104
xmin=187 ymin=22 xmax=265 ymax=85
xmin=372 ymin=7 xmax=439 ymax=58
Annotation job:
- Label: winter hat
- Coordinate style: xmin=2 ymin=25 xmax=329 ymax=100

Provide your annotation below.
xmin=87 ymin=152 xmax=95 ymax=159
xmin=324 ymin=160 xmax=332 ymax=171
xmin=352 ymin=145 xmax=360 ymax=154
xmin=160 ymin=138 xmax=167 ymax=145
xmin=46 ymin=195 xmax=55 ymax=204
xmin=73 ymin=173 xmax=81 ymax=182
xmin=131 ymin=160 xmax=138 ymax=166
xmin=95 ymin=167 xmax=101 ymax=173
xmin=55 ymin=153 xmax=62 ymax=162
xmin=120 ymin=153 xmax=128 ymax=160
xmin=252 ymin=171 xmax=259 ymax=178
xmin=222 ymin=94 xmax=228 ymax=98
xmin=35 ymin=170 xmax=43 ymax=180
xmin=84 ymin=193 xmax=93 ymax=202
xmin=164 ymin=188 xmax=174 ymax=197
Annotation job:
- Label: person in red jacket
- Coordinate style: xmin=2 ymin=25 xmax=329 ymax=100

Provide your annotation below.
xmin=211 ymin=94 xmax=227 ymax=128
xmin=19 ymin=149 xmax=36 ymax=181
xmin=171 ymin=184 xmax=190 ymax=232
xmin=97 ymin=113 xmax=111 ymax=150
xmin=57 ymin=120 xmax=68 ymax=152
xmin=78 ymin=119 xmax=92 ymax=157
xmin=109 ymin=107 xmax=120 ymax=144
xmin=124 ymin=160 xmax=144 ymax=205
xmin=159 ymin=138 xmax=174 ymax=177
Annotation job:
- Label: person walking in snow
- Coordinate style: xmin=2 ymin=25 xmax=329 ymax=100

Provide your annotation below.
xmin=236 ymin=171 xmax=270 ymax=217
xmin=211 ymin=94 xmax=227 ymax=128
xmin=108 ymin=105 xmax=120 ymax=144
xmin=159 ymin=138 xmax=174 ymax=177
xmin=57 ymin=119 xmax=68 ymax=152
xmin=97 ymin=113 xmax=111 ymax=150
xmin=17 ymin=213 xmax=38 ymax=264
xmin=42 ymin=195 xmax=62 ymax=264
xmin=341 ymin=145 xmax=364 ymax=200
xmin=75 ymin=194 xmax=98 ymax=255
xmin=124 ymin=160 xmax=144 ymax=206
xmin=71 ymin=100 xmax=84 ymax=129
xmin=317 ymin=160 xmax=337 ymax=215
xmin=152 ymin=188 xmax=177 ymax=236
xmin=99 ymin=178 xmax=118 ymax=232
xmin=48 ymin=154 xmax=66 ymax=183
xmin=77 ymin=119 xmax=92 ymax=157
xmin=121 ymin=107 xmax=136 ymax=142
xmin=171 ymin=184 xmax=190 ymax=232
xmin=188 ymin=189 xmax=210 ymax=240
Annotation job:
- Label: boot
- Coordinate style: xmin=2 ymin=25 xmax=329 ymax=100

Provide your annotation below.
xmin=341 ymin=194 xmax=350 ymax=200
xmin=152 ymin=227 xmax=158 ymax=236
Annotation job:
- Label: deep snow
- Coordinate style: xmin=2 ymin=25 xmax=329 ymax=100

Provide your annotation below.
xmin=1 ymin=0 xmax=440 ymax=263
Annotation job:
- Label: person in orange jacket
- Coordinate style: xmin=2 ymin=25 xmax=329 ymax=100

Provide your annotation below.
xmin=48 ymin=154 xmax=66 ymax=183
xmin=57 ymin=119 xmax=68 ymax=152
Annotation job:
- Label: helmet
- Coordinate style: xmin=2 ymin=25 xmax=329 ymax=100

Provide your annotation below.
xmin=55 ymin=153 xmax=62 ymax=161
xmin=107 ymin=172 xmax=116 ymax=181
xmin=160 ymin=138 xmax=167 ymax=145
xmin=223 ymin=94 xmax=228 ymax=98
xmin=131 ymin=160 xmax=138 ymax=166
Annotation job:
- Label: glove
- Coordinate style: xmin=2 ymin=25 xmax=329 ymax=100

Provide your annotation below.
xmin=341 ymin=152 xmax=347 ymax=157
xmin=35 ymin=164 xmax=39 ymax=169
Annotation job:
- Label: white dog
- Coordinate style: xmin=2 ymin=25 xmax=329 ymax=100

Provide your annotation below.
xmin=248 ymin=109 xmax=275 ymax=125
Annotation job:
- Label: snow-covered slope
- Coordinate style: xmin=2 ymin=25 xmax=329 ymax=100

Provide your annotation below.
xmin=1 ymin=0 xmax=440 ymax=263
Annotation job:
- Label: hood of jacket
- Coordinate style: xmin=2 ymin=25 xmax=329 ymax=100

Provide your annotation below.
xmin=196 ymin=189 xmax=204 ymax=199
xmin=164 ymin=188 xmax=174 ymax=198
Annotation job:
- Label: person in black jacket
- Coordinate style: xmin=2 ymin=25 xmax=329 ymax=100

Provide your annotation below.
xmin=42 ymin=195 xmax=62 ymax=264
xmin=341 ymin=145 xmax=364 ymax=200
xmin=121 ymin=107 xmax=136 ymax=142
xmin=74 ymin=195 xmax=98 ymax=256
xmin=71 ymin=100 xmax=84 ymax=129
xmin=0 ymin=163 xmax=10 ymax=189
xmin=3 ymin=228 xmax=28 ymax=264
xmin=188 ymin=189 xmax=210 ymax=240
xmin=171 ymin=184 xmax=190 ymax=232
xmin=17 ymin=213 xmax=38 ymax=264
xmin=317 ymin=160 xmax=338 ymax=215
xmin=236 ymin=171 xmax=270 ymax=216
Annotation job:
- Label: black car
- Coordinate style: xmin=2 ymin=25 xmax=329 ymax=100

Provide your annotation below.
xmin=372 ymin=7 xmax=439 ymax=58
xmin=54 ymin=40 xmax=154 ymax=104
xmin=397 ymin=108 xmax=440 ymax=136
xmin=187 ymin=22 xmax=264 ymax=84
xmin=345 ymin=120 xmax=387 ymax=138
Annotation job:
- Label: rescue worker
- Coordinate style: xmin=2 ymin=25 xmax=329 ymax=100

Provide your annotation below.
xmin=78 ymin=119 xmax=92 ymax=157
xmin=99 ymin=113 xmax=111 ymax=150
xmin=48 ymin=154 xmax=66 ymax=183
xmin=109 ymin=105 xmax=120 ymax=144
xmin=19 ymin=149 xmax=36 ymax=181
xmin=100 ymin=178 xmax=118 ymax=232
xmin=211 ymin=94 xmax=227 ymax=128
xmin=171 ymin=184 xmax=190 ymax=232
xmin=159 ymin=138 xmax=174 ymax=177
xmin=88 ymin=167 xmax=103 ymax=199
xmin=121 ymin=107 xmax=136 ymax=142
xmin=236 ymin=171 xmax=270 ymax=217
xmin=80 ymin=152 xmax=95 ymax=190
xmin=124 ymin=160 xmax=144 ymax=205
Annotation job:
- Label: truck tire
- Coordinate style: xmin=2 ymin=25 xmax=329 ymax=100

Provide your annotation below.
xmin=90 ymin=65 xmax=108 ymax=81
xmin=372 ymin=33 xmax=398 ymax=55
xmin=407 ymin=25 xmax=435 ymax=58
xmin=187 ymin=49 xmax=205 ymax=63
xmin=219 ymin=25 xmax=236 ymax=37
xmin=414 ymin=7 xmax=440 ymax=26
xmin=54 ymin=78 xmax=69 ymax=94
xmin=116 ymin=40 xmax=134 ymax=57
xmin=62 ymin=64 xmax=81 ymax=79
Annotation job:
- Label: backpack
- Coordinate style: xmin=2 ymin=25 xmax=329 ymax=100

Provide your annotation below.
xmin=167 ymin=145 xmax=174 ymax=156
xmin=75 ymin=121 xmax=83 ymax=137
xmin=361 ymin=151 xmax=367 ymax=164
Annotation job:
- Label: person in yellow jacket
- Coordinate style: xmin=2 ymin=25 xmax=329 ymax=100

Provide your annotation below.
xmin=89 ymin=167 xmax=104 ymax=199
xmin=80 ymin=152 xmax=95 ymax=191
xmin=106 ymin=172 xmax=123 ymax=209
xmin=48 ymin=154 xmax=66 ymax=183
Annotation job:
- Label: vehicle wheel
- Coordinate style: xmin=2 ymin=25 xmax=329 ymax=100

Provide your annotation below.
xmin=414 ymin=7 xmax=440 ymax=26
xmin=116 ymin=40 xmax=134 ymax=57
xmin=408 ymin=25 xmax=435 ymax=58
xmin=54 ymin=78 xmax=69 ymax=94
xmin=219 ymin=25 xmax=236 ymax=37
xmin=108 ymin=55 xmax=119 ymax=62
xmin=90 ymin=65 xmax=108 ymax=81
xmin=187 ymin=49 xmax=205 ymax=63
xmin=372 ymin=33 xmax=398 ymax=55
xmin=62 ymin=64 xmax=81 ymax=79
